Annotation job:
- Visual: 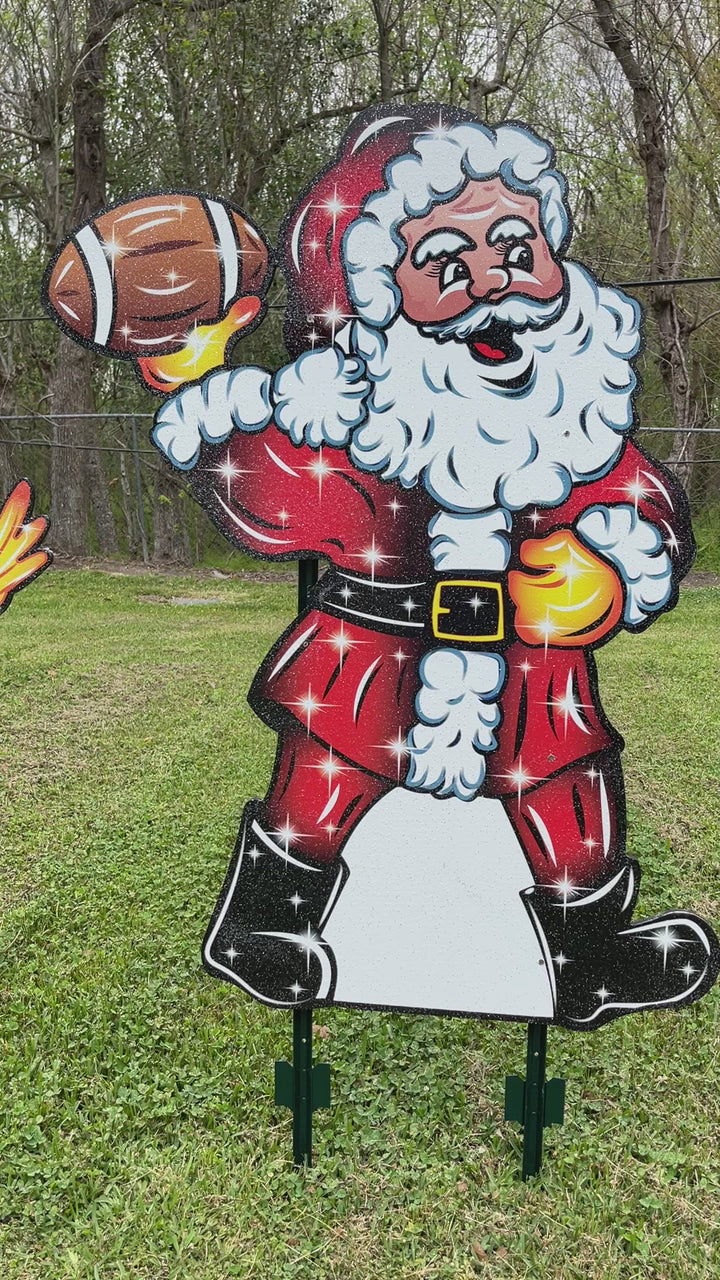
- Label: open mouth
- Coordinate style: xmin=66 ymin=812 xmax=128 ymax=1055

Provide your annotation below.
xmin=467 ymin=320 xmax=520 ymax=365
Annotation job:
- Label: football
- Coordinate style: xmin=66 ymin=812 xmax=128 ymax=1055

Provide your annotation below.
xmin=42 ymin=193 xmax=271 ymax=357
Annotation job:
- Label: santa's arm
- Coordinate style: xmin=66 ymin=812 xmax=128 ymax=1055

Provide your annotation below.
xmin=152 ymin=345 xmax=368 ymax=470
xmin=509 ymin=441 xmax=693 ymax=646
xmin=152 ymin=360 xmax=379 ymax=562
xmin=571 ymin=441 xmax=693 ymax=631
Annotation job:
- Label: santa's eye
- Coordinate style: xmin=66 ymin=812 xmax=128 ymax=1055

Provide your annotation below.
xmin=439 ymin=258 xmax=471 ymax=291
xmin=505 ymin=242 xmax=534 ymax=273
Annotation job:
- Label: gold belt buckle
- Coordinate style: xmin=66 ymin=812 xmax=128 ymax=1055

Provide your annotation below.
xmin=431 ymin=579 xmax=505 ymax=643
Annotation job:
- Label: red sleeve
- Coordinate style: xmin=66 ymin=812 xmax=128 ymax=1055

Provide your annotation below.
xmin=190 ymin=422 xmax=387 ymax=564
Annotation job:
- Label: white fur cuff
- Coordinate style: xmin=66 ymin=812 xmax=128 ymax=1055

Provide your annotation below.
xmin=273 ymin=346 xmax=370 ymax=448
xmin=153 ymin=368 xmax=272 ymax=469
xmin=575 ymin=503 xmax=673 ymax=626
xmin=405 ymin=649 xmax=505 ymax=801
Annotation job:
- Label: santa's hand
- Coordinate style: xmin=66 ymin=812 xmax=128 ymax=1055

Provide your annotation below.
xmin=152 ymin=367 xmax=272 ymax=469
xmin=273 ymin=346 xmax=370 ymax=447
xmin=508 ymin=529 xmax=623 ymax=647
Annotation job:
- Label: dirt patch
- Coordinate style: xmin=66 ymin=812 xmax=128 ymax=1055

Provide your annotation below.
xmin=684 ymin=572 xmax=720 ymax=588
xmin=52 ymin=554 xmax=295 ymax=583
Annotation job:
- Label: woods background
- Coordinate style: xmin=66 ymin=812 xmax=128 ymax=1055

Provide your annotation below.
xmin=2 ymin=0 xmax=719 ymax=563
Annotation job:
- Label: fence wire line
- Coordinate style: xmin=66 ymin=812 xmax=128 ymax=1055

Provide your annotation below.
xmin=2 ymin=435 xmax=720 ymax=464
xmin=0 ymin=270 xmax=719 ymax=328
xmin=4 ymin=422 xmax=717 ymax=437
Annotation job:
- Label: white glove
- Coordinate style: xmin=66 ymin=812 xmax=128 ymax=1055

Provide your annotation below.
xmin=152 ymin=367 xmax=272 ymax=469
xmin=273 ymin=346 xmax=370 ymax=448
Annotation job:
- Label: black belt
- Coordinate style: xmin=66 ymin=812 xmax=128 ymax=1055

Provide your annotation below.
xmin=315 ymin=570 xmax=509 ymax=647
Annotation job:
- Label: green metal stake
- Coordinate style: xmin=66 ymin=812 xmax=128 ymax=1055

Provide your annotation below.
xmin=274 ymin=557 xmax=331 ymax=1167
xmin=505 ymin=1021 xmax=565 ymax=1180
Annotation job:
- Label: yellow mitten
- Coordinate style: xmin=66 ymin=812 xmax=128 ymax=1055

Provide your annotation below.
xmin=508 ymin=528 xmax=623 ymax=648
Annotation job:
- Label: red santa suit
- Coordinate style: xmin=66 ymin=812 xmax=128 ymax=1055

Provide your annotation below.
xmin=190 ymin=422 xmax=689 ymax=889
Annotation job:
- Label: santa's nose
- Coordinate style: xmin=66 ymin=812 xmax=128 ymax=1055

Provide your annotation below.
xmin=467 ymin=257 xmax=510 ymax=301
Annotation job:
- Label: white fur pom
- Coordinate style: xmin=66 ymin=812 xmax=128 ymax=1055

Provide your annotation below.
xmin=152 ymin=367 xmax=272 ymax=470
xmin=273 ymin=346 xmax=370 ymax=448
xmin=576 ymin=503 xmax=673 ymax=626
xmin=405 ymin=649 xmax=505 ymax=801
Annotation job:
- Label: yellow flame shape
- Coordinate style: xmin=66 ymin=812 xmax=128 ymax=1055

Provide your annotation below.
xmin=137 ymin=296 xmax=263 ymax=393
xmin=0 ymin=480 xmax=51 ymax=614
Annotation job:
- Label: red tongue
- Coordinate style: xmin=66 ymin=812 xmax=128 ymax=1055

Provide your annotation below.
xmin=473 ymin=340 xmax=507 ymax=361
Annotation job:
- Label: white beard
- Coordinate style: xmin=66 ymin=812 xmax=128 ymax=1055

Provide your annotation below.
xmin=348 ymin=261 xmax=640 ymax=515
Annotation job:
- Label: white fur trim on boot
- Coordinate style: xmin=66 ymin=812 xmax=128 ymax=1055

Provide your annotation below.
xmin=575 ymin=503 xmax=673 ymax=626
xmin=273 ymin=345 xmax=370 ymax=448
xmin=405 ymin=648 xmax=505 ymax=801
xmin=153 ymin=367 xmax=272 ymax=469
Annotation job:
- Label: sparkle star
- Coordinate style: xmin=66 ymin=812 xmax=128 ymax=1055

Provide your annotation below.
xmin=467 ymin=593 xmax=485 ymax=616
xmin=551 ymin=869 xmax=589 ymax=918
xmin=388 ymin=497 xmax=404 ymax=518
xmin=585 ymin=765 xmax=600 ymax=785
xmin=302 ymin=447 xmax=340 ymax=501
xmin=101 ymin=226 xmax=126 ymax=274
xmin=338 ymin=583 xmax=355 ymax=603
xmin=680 ymin=962 xmax=697 ymax=983
xmin=288 ymin=892 xmax=305 ymax=912
xmin=289 ymin=685 xmax=326 ymax=733
xmin=309 ymin=747 xmax=348 ymax=789
xmin=648 ymin=922 xmax=682 ymax=971
xmin=271 ymin=817 xmax=305 ymax=854
xmin=392 ymin=647 xmax=408 ymax=664
xmin=377 ymin=728 xmax=408 ymax=780
xmin=352 ymin=536 xmax=396 ymax=585
xmin=222 ymin=945 xmax=239 ymax=963
xmin=503 ymin=758 xmax=538 ymax=804
xmin=322 ymin=622 xmax=358 ymax=668
xmin=549 ymin=675 xmax=592 ymax=736
xmin=288 ymin=981 xmax=307 ymax=1000
xmin=246 ymin=845 xmax=265 ymax=863
xmin=277 ymin=508 xmax=290 ymax=527
xmin=212 ymin=449 xmax=243 ymax=501
xmin=315 ymin=293 xmax=352 ymax=343
xmin=528 ymin=509 xmax=542 ymax=527
xmin=402 ymin=596 xmax=418 ymax=615
xmin=623 ymin=469 xmax=649 ymax=513
xmin=553 ymin=952 xmax=571 ymax=971
xmin=295 ymin=922 xmax=320 ymax=974
xmin=595 ymin=985 xmax=613 ymax=1003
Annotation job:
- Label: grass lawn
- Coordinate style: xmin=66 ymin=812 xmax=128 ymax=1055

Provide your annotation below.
xmin=1 ymin=568 xmax=719 ymax=1279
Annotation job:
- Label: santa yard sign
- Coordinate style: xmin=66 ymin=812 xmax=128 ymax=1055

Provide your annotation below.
xmin=43 ymin=103 xmax=719 ymax=1165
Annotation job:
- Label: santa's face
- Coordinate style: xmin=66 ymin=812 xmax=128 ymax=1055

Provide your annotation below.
xmin=394 ymin=177 xmax=566 ymax=365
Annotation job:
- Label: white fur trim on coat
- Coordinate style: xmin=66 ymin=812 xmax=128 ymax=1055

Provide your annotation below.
xmin=273 ymin=345 xmax=370 ymax=448
xmin=575 ymin=503 xmax=673 ymax=627
xmin=152 ymin=367 xmax=272 ymax=469
xmin=405 ymin=649 xmax=505 ymax=801
xmin=429 ymin=508 xmax=512 ymax=571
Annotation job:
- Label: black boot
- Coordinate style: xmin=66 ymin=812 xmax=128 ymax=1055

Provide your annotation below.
xmin=523 ymin=861 xmax=720 ymax=1030
xmin=202 ymin=802 xmax=346 ymax=1008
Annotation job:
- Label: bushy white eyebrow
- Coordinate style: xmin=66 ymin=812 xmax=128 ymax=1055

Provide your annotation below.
xmin=487 ymin=217 xmax=536 ymax=244
xmin=411 ymin=229 xmax=476 ymax=267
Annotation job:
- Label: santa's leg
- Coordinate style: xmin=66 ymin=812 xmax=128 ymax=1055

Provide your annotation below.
xmin=509 ymin=751 xmax=720 ymax=1029
xmin=202 ymin=727 xmax=391 ymax=1007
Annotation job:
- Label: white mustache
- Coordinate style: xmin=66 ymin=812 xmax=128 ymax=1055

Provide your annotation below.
xmin=420 ymin=289 xmax=567 ymax=342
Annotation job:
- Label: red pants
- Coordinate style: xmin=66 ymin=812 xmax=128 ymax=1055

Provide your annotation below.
xmin=264 ymin=726 xmax=623 ymax=887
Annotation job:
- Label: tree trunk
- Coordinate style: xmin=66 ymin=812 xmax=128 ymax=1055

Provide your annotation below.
xmin=591 ymin=0 xmax=704 ymax=496
xmin=87 ymin=447 xmax=120 ymax=553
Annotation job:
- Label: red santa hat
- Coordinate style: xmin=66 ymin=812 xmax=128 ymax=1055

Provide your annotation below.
xmin=279 ymin=103 xmax=569 ymax=355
